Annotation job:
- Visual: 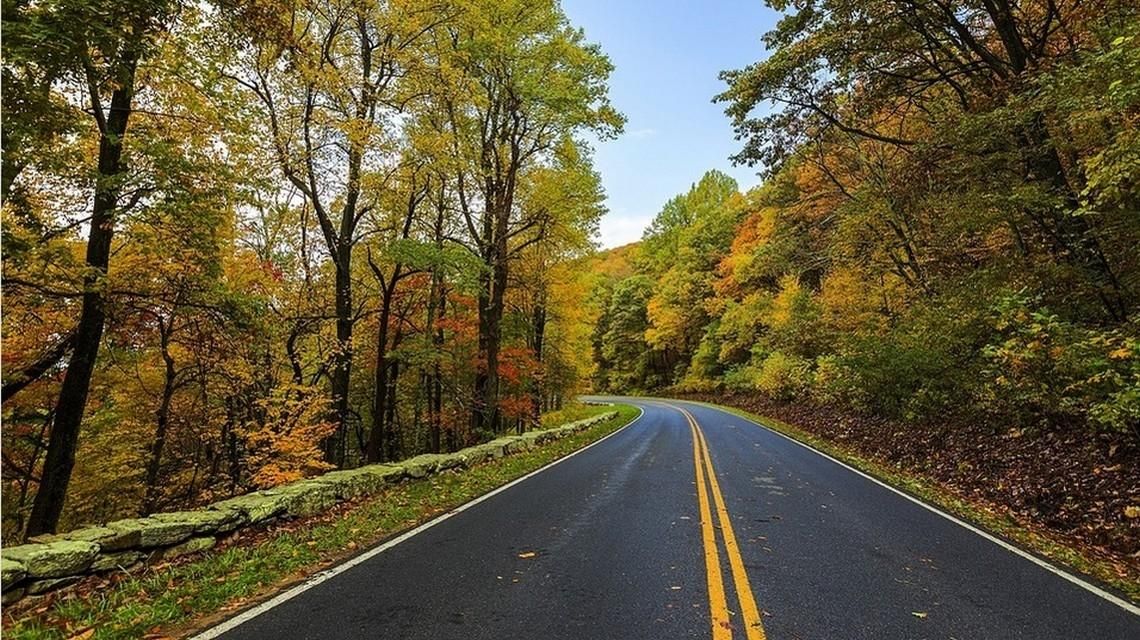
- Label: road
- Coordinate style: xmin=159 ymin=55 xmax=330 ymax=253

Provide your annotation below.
xmin=196 ymin=398 xmax=1140 ymax=639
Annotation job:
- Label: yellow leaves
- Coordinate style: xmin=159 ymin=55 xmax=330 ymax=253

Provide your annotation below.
xmin=1108 ymin=346 xmax=1132 ymax=360
xmin=768 ymin=275 xmax=802 ymax=330
xmin=1124 ymin=506 xmax=1140 ymax=519
xmin=517 ymin=551 xmax=537 ymax=559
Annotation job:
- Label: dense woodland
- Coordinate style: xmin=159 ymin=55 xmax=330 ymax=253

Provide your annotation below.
xmin=3 ymin=0 xmax=1139 ymax=551
xmin=590 ymin=1 xmax=1140 ymax=434
xmin=1 ymin=0 xmax=621 ymax=539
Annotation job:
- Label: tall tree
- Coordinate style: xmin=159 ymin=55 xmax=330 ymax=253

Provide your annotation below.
xmin=7 ymin=0 xmax=178 ymax=536
xmin=231 ymin=0 xmax=444 ymax=462
xmin=430 ymin=0 xmax=622 ymax=435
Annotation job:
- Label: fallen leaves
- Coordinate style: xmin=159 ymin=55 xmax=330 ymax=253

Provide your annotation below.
xmin=517 ymin=551 xmax=537 ymax=559
xmin=911 ymin=611 xmax=928 ymax=619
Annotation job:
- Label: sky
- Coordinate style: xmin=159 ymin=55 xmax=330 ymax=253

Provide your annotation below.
xmin=561 ymin=0 xmax=779 ymax=248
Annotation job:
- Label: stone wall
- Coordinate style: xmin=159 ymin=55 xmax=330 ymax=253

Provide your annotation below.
xmin=0 ymin=411 xmax=617 ymax=604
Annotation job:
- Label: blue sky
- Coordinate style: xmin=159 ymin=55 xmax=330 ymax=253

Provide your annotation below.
xmin=561 ymin=0 xmax=779 ymax=248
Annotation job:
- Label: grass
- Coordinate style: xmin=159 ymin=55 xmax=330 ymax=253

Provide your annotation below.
xmin=3 ymin=403 xmax=641 ymax=640
xmin=679 ymin=397 xmax=1140 ymax=604
xmin=538 ymin=401 xmax=615 ymax=427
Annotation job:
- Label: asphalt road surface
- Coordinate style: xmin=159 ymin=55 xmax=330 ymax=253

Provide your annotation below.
xmin=196 ymin=398 xmax=1140 ymax=639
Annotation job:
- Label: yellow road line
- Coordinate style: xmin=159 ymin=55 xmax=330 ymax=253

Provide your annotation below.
xmin=670 ymin=400 xmax=765 ymax=640
xmin=690 ymin=418 xmax=733 ymax=640
xmin=687 ymin=408 xmax=767 ymax=640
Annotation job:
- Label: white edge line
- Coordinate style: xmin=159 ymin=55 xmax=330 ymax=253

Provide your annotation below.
xmin=189 ymin=406 xmax=646 ymax=639
xmin=670 ymin=398 xmax=1140 ymax=617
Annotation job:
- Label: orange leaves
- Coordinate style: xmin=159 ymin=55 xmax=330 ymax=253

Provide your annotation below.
xmin=498 ymin=346 xmax=540 ymax=385
xmin=243 ymin=384 xmax=336 ymax=489
xmin=497 ymin=346 xmax=542 ymax=420
xmin=498 ymin=396 xmax=535 ymax=420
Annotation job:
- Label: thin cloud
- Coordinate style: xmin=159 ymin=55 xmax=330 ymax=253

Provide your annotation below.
xmin=597 ymin=209 xmax=653 ymax=248
xmin=625 ymin=128 xmax=657 ymax=139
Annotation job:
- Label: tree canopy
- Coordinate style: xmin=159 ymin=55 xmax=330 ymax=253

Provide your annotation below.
xmin=1 ymin=0 xmax=620 ymax=538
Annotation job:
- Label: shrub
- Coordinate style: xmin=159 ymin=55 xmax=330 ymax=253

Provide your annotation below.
xmin=983 ymin=294 xmax=1140 ymax=434
xmin=752 ymin=352 xmax=813 ymax=401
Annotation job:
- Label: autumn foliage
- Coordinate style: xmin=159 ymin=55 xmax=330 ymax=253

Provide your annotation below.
xmin=1 ymin=0 xmax=617 ymax=538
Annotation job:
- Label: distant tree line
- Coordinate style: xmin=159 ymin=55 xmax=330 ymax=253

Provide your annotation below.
xmin=590 ymin=1 xmax=1139 ymax=439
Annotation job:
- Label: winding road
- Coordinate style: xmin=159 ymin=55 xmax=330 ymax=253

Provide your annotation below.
xmin=195 ymin=398 xmax=1140 ymax=639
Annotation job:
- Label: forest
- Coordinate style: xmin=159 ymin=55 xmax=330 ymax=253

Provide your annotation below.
xmin=1 ymin=0 xmax=621 ymax=540
xmin=3 ymin=0 xmax=1139 ymax=563
xmin=588 ymin=0 xmax=1140 ymax=556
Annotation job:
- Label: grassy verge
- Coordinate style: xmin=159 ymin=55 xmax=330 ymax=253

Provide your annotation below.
xmin=680 ymin=398 xmax=1140 ymax=603
xmin=3 ymin=403 xmax=641 ymax=640
xmin=538 ymin=401 xmax=614 ymax=427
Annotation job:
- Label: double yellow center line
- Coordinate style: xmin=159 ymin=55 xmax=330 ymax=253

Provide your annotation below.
xmin=677 ymin=403 xmax=767 ymax=640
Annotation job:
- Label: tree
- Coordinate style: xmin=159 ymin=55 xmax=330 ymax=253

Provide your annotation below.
xmin=428 ymin=0 xmax=622 ymax=435
xmin=4 ymin=0 xmax=181 ymax=536
xmin=228 ymin=0 xmax=446 ymax=463
xmin=363 ymin=159 xmax=430 ymax=462
xmin=639 ymin=171 xmax=743 ymax=382
xmin=510 ymin=137 xmax=607 ymax=423
xmin=717 ymin=0 xmax=1135 ymax=320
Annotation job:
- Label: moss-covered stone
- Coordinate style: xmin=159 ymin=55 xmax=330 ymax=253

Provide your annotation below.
xmin=277 ymin=480 xmax=340 ymax=517
xmin=106 ymin=517 xmax=195 ymax=548
xmin=2 ymin=541 xmax=98 ymax=578
xmin=151 ymin=509 xmax=244 ymax=534
xmin=90 ymin=550 xmax=145 ymax=572
xmin=455 ymin=446 xmax=489 ymax=465
xmin=152 ymin=536 xmax=215 ymax=561
xmin=317 ymin=464 xmax=405 ymax=500
xmin=436 ymin=452 xmax=467 ymax=471
xmin=483 ymin=441 xmax=509 ymax=458
xmin=208 ymin=491 xmax=289 ymax=524
xmin=1 ymin=586 xmax=26 ymax=604
xmin=361 ymin=463 xmax=406 ymax=484
xmin=313 ymin=470 xmax=370 ymax=500
xmin=1 ymin=557 xmax=26 ymax=591
xmin=404 ymin=453 xmax=451 ymax=478
xmin=25 ymin=575 xmax=81 ymax=595
xmin=497 ymin=436 xmax=530 ymax=454
xmin=61 ymin=526 xmax=141 ymax=552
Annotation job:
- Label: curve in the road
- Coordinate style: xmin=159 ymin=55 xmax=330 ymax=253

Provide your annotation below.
xmin=189 ymin=398 xmax=1139 ymax=640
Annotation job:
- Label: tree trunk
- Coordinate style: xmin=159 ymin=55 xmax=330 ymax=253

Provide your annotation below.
xmin=425 ymin=270 xmax=444 ymax=454
xmin=365 ymin=281 xmax=395 ymax=462
xmin=530 ymin=296 xmax=547 ymax=426
xmin=475 ymin=207 xmax=511 ymax=437
xmin=482 ymin=251 xmax=508 ymax=435
xmin=142 ymin=321 xmax=177 ymax=515
xmin=327 ymin=244 xmax=353 ymax=465
xmin=385 ymin=357 xmax=400 ymax=460
xmin=436 ymin=283 xmax=450 ymax=452
xmin=473 ymin=270 xmax=495 ymax=438
xmin=26 ymin=53 xmax=137 ymax=537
